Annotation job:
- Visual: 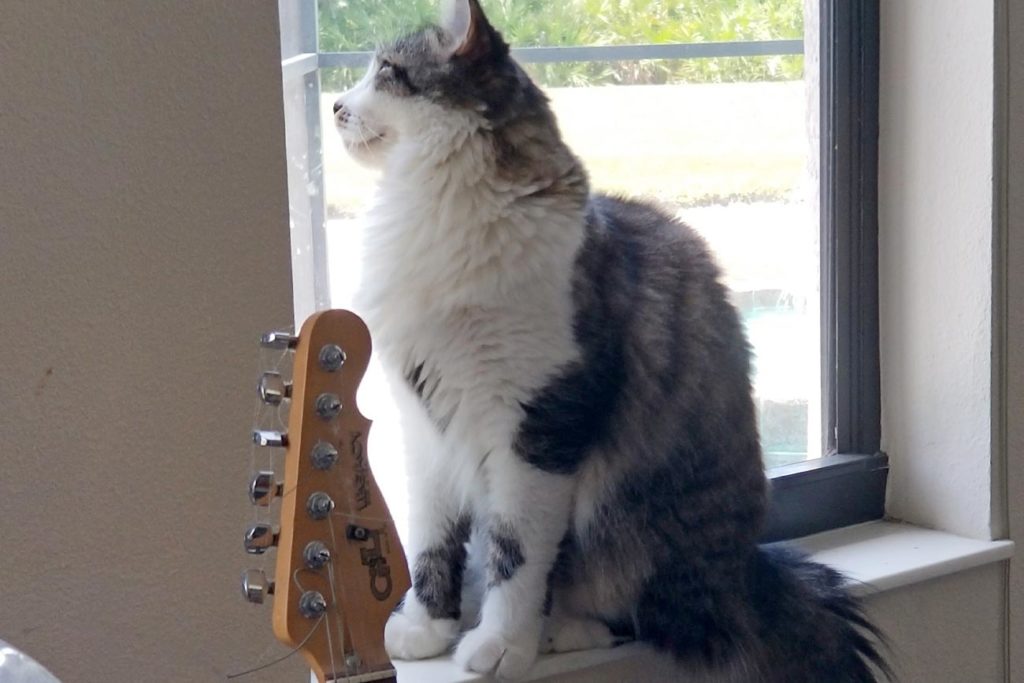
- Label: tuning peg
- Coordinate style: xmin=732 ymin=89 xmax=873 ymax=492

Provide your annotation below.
xmin=310 ymin=441 xmax=339 ymax=470
xmin=260 ymin=331 xmax=299 ymax=350
xmin=318 ymin=344 xmax=347 ymax=372
xmin=244 ymin=523 xmax=278 ymax=554
xmin=241 ymin=568 xmax=275 ymax=604
xmin=252 ymin=430 xmax=288 ymax=448
xmin=306 ymin=491 xmax=335 ymax=520
xmin=257 ymin=372 xmax=292 ymax=405
xmin=303 ymin=540 xmax=331 ymax=569
xmin=315 ymin=393 xmax=343 ymax=420
xmin=298 ymin=590 xmax=328 ymax=618
xmin=248 ymin=471 xmax=282 ymax=506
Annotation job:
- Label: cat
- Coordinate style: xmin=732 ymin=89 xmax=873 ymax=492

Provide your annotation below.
xmin=333 ymin=0 xmax=889 ymax=680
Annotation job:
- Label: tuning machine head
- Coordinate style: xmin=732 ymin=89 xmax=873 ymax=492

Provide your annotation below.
xmin=241 ymin=568 xmax=275 ymax=604
xmin=318 ymin=344 xmax=346 ymax=372
xmin=260 ymin=331 xmax=299 ymax=350
xmin=303 ymin=540 xmax=331 ymax=569
xmin=310 ymin=441 xmax=338 ymax=470
xmin=244 ymin=523 xmax=278 ymax=554
xmin=298 ymin=591 xmax=328 ymax=619
xmin=306 ymin=492 xmax=335 ymax=520
xmin=258 ymin=371 xmax=292 ymax=406
xmin=314 ymin=393 xmax=343 ymax=420
xmin=248 ymin=471 xmax=282 ymax=506
xmin=252 ymin=430 xmax=288 ymax=448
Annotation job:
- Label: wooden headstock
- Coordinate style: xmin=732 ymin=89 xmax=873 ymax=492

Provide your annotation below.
xmin=243 ymin=310 xmax=409 ymax=683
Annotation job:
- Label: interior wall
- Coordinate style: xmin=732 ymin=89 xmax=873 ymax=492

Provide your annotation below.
xmin=865 ymin=564 xmax=1007 ymax=682
xmin=0 ymin=3 xmax=304 ymax=682
xmin=1003 ymin=0 xmax=1023 ymax=677
xmin=878 ymin=0 xmax=996 ymax=540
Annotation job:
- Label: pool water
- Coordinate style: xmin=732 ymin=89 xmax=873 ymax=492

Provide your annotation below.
xmin=743 ymin=303 xmax=818 ymax=469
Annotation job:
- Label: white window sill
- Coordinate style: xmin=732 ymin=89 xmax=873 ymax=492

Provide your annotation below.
xmin=325 ymin=521 xmax=1012 ymax=682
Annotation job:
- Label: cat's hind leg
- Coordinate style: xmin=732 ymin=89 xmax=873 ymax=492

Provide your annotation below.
xmin=539 ymin=615 xmax=616 ymax=654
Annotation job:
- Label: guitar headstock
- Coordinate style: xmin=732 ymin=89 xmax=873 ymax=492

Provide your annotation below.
xmin=242 ymin=310 xmax=409 ymax=683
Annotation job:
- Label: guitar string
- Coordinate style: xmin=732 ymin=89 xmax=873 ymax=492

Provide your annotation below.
xmin=293 ymin=566 xmax=345 ymax=683
xmin=323 ymin=471 xmax=406 ymax=683
xmin=324 ymin=454 xmax=410 ymax=682
xmin=311 ymin=562 xmax=341 ymax=683
xmin=225 ymin=613 xmax=324 ymax=679
xmin=325 ymin=515 xmax=353 ymax=679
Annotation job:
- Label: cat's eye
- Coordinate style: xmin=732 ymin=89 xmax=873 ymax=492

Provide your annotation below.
xmin=379 ymin=60 xmax=394 ymax=74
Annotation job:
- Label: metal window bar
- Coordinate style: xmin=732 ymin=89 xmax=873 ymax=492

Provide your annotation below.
xmin=318 ymin=39 xmax=803 ymax=69
xmin=279 ymin=0 xmax=331 ymax=320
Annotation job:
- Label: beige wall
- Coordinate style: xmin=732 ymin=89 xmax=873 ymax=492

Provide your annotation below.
xmin=0 ymin=3 xmax=303 ymax=682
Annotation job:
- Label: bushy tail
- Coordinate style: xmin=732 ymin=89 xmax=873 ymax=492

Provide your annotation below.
xmin=635 ymin=544 xmax=892 ymax=682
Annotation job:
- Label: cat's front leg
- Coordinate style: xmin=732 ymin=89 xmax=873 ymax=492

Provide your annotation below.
xmin=384 ymin=496 xmax=470 ymax=660
xmin=384 ymin=388 xmax=470 ymax=660
xmin=454 ymin=454 xmax=573 ymax=680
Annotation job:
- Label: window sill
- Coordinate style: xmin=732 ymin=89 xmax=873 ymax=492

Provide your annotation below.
xmin=355 ymin=521 xmax=1014 ymax=682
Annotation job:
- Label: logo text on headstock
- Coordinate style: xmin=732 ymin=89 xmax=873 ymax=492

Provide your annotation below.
xmin=351 ymin=431 xmax=371 ymax=511
xmin=348 ymin=525 xmax=394 ymax=601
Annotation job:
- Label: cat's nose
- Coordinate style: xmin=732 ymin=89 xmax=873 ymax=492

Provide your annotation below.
xmin=333 ymin=100 xmax=344 ymax=115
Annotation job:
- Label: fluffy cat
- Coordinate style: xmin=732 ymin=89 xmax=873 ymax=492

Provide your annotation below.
xmin=333 ymin=0 xmax=889 ymax=680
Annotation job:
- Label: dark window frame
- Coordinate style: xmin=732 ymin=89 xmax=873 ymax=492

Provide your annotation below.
xmin=279 ymin=0 xmax=888 ymax=543
xmin=764 ymin=0 xmax=886 ymax=542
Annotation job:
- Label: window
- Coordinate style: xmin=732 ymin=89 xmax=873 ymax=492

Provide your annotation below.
xmin=278 ymin=0 xmax=886 ymax=542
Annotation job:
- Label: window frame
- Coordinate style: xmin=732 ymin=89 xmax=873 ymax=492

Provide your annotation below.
xmin=763 ymin=0 xmax=887 ymax=542
xmin=278 ymin=0 xmax=887 ymax=543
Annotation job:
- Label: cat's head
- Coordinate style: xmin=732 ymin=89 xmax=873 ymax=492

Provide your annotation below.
xmin=333 ymin=0 xmax=546 ymax=169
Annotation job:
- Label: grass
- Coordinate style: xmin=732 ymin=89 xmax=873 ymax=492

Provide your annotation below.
xmin=318 ymin=0 xmax=804 ymax=88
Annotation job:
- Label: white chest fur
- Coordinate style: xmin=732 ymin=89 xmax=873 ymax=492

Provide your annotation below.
xmin=354 ymin=143 xmax=585 ymax=473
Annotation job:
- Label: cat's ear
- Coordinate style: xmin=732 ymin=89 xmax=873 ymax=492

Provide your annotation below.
xmin=441 ymin=0 xmax=499 ymax=61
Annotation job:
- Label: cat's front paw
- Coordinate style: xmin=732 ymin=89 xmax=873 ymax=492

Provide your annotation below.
xmin=384 ymin=610 xmax=458 ymax=660
xmin=454 ymin=625 xmax=539 ymax=680
xmin=540 ymin=616 xmax=615 ymax=653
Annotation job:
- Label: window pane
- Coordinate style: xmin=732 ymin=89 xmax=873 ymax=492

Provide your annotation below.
xmin=319 ymin=0 xmax=820 ymax=472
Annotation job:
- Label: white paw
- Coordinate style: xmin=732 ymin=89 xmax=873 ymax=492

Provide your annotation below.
xmin=384 ymin=610 xmax=458 ymax=660
xmin=454 ymin=626 xmax=539 ymax=680
xmin=540 ymin=616 xmax=615 ymax=654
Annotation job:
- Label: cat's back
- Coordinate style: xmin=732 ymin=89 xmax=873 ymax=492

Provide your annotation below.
xmin=573 ymin=191 xmax=761 ymax=500
xmin=574 ymin=193 xmax=747 ymax=374
xmin=521 ymin=191 xmax=759 ymax=483
xmin=583 ymin=193 xmax=724 ymax=293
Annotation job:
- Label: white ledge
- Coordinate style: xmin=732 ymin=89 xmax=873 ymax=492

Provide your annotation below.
xmin=796 ymin=520 xmax=1014 ymax=596
xmin=330 ymin=521 xmax=1014 ymax=682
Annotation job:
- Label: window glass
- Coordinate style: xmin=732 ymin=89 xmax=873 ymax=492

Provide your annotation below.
xmin=319 ymin=0 xmax=819 ymax=471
